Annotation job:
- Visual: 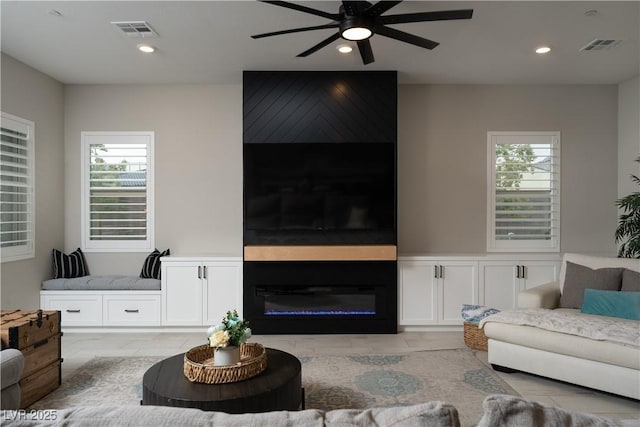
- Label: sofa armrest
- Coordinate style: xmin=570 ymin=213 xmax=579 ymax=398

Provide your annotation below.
xmin=518 ymin=281 xmax=561 ymax=309
xmin=0 ymin=349 xmax=24 ymax=388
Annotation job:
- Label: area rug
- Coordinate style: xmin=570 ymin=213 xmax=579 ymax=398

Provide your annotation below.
xmin=29 ymin=349 xmax=518 ymax=426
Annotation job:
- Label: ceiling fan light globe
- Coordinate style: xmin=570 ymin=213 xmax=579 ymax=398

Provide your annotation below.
xmin=341 ymin=26 xmax=372 ymax=41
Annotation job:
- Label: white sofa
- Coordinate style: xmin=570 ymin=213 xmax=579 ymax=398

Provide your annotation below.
xmin=482 ymin=253 xmax=640 ymax=399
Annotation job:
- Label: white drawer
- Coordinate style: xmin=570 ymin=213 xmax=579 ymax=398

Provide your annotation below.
xmin=43 ymin=295 xmax=103 ymax=326
xmin=103 ymin=294 xmax=161 ymax=326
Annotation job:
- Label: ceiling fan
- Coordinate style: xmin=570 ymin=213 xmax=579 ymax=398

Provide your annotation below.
xmin=251 ymin=1 xmax=473 ymax=65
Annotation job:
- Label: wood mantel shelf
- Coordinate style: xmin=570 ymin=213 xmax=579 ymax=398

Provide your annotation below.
xmin=243 ymin=245 xmax=397 ymax=261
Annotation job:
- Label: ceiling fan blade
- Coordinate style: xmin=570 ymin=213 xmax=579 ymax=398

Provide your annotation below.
xmin=376 ymin=26 xmax=439 ymax=50
xmin=364 ymin=1 xmax=403 ymax=17
xmin=379 ymin=9 xmax=473 ymax=25
xmin=297 ymin=32 xmax=341 ymax=57
xmin=357 ymin=39 xmax=375 ymax=64
xmin=252 ymin=23 xmax=339 ymax=39
xmin=342 ymin=1 xmax=371 ymax=16
xmin=259 ymin=0 xmax=342 ymax=21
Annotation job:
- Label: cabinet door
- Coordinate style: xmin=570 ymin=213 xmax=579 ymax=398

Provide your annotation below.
xmin=480 ymin=262 xmax=519 ymax=310
xmin=203 ymin=263 xmax=243 ymax=325
xmin=522 ymin=261 xmax=560 ymax=289
xmin=162 ymin=263 xmax=203 ymax=325
xmin=439 ymin=262 xmax=478 ymax=324
xmin=398 ymin=261 xmax=437 ymax=325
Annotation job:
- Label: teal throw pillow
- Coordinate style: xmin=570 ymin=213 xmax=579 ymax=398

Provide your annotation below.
xmin=580 ymin=289 xmax=640 ymax=321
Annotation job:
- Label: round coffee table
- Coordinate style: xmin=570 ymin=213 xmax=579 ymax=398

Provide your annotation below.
xmin=142 ymin=347 xmax=302 ymax=413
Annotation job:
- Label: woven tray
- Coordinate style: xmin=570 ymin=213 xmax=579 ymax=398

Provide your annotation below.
xmin=183 ymin=342 xmax=267 ymax=384
xmin=463 ymin=322 xmax=488 ymax=351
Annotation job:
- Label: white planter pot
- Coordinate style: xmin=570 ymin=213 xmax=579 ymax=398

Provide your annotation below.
xmin=214 ymin=346 xmax=240 ymax=366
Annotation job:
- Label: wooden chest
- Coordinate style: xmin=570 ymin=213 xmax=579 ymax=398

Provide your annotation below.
xmin=0 ymin=310 xmax=62 ymax=408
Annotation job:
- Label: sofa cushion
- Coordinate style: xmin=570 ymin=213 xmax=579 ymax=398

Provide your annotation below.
xmin=621 ymin=268 xmax=640 ymax=291
xmin=559 ymin=262 xmax=623 ymax=308
xmin=482 ymin=309 xmax=640 ymax=369
xmin=325 ymin=401 xmax=460 ymax=427
xmin=0 ymin=403 xmax=461 ymax=427
xmin=581 ymin=289 xmax=640 ymax=321
xmin=52 ymin=248 xmax=89 ymax=279
xmin=476 ymin=394 xmax=625 ymax=427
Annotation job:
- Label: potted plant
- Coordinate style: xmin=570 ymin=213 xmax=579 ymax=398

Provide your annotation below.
xmin=207 ymin=310 xmax=251 ymax=366
xmin=615 ymin=157 xmax=640 ymax=258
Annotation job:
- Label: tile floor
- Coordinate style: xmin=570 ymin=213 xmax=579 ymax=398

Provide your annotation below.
xmin=61 ymin=331 xmax=640 ymax=422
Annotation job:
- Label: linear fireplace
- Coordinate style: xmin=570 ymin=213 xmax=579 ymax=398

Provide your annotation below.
xmin=242 ymin=70 xmax=398 ymax=334
xmin=244 ymin=260 xmax=397 ymax=334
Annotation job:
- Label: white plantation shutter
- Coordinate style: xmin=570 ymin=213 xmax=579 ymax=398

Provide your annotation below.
xmin=487 ymin=132 xmax=560 ymax=252
xmin=82 ymin=132 xmax=154 ymax=251
xmin=0 ymin=113 xmax=35 ymax=262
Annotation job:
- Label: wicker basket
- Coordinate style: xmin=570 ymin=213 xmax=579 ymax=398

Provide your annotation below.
xmin=183 ymin=342 xmax=267 ymax=384
xmin=463 ymin=322 xmax=488 ymax=351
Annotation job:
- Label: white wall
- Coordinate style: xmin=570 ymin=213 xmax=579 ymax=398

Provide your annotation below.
xmin=1 ymin=54 xmax=65 ymax=309
xmin=618 ymin=76 xmax=640 ymax=199
xmin=64 ymin=85 xmax=243 ymax=275
xmin=1 ymin=74 xmax=623 ymax=308
xmin=398 ymin=85 xmax=619 ymax=255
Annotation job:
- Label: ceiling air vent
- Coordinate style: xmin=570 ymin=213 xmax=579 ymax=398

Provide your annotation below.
xmin=579 ymin=39 xmax=623 ymax=51
xmin=111 ymin=21 xmax=158 ymax=38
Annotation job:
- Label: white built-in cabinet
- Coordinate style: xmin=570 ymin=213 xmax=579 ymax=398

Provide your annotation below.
xmin=479 ymin=259 xmax=560 ymax=310
xmin=398 ymin=255 xmax=560 ymax=329
xmin=40 ymin=291 xmax=162 ymax=327
xmin=398 ymin=258 xmax=478 ymax=326
xmin=161 ymin=257 xmax=242 ymax=326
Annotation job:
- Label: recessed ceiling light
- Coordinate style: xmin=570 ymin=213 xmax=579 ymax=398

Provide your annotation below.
xmin=535 ymin=46 xmax=551 ymax=54
xmin=137 ymin=44 xmax=155 ymax=53
xmin=337 ymin=44 xmax=353 ymax=54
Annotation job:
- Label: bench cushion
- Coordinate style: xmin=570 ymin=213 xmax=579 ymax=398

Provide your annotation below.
xmin=42 ymin=276 xmax=161 ymax=291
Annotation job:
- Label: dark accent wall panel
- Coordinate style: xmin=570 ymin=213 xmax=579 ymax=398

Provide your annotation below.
xmin=243 ymin=71 xmax=397 ymax=144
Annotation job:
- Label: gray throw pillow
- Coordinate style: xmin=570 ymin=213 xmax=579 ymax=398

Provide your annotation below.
xmin=560 ymin=262 xmax=623 ymax=309
xmin=621 ymin=268 xmax=640 ymax=291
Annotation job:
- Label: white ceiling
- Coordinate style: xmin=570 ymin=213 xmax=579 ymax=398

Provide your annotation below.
xmin=1 ymin=1 xmax=638 ymax=85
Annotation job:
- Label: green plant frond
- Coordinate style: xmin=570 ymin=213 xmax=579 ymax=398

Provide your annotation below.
xmin=616 ymin=161 xmax=640 ymax=258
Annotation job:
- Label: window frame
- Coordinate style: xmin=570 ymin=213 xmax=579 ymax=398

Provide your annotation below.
xmin=1 ymin=112 xmax=35 ymax=262
xmin=81 ymin=131 xmax=154 ymax=252
xmin=487 ymin=131 xmax=561 ymax=253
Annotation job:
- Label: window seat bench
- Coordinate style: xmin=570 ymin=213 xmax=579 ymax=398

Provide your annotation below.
xmin=41 ymin=276 xmax=161 ymax=328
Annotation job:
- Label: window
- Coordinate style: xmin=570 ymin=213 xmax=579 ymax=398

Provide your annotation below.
xmin=1 ymin=113 xmax=35 ymax=262
xmin=81 ymin=132 xmax=154 ymax=251
xmin=487 ymin=131 xmax=560 ymax=252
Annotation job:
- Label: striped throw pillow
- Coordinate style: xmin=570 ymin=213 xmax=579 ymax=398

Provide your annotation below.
xmin=53 ymin=248 xmax=89 ymax=279
xmin=140 ymin=248 xmax=170 ymax=279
